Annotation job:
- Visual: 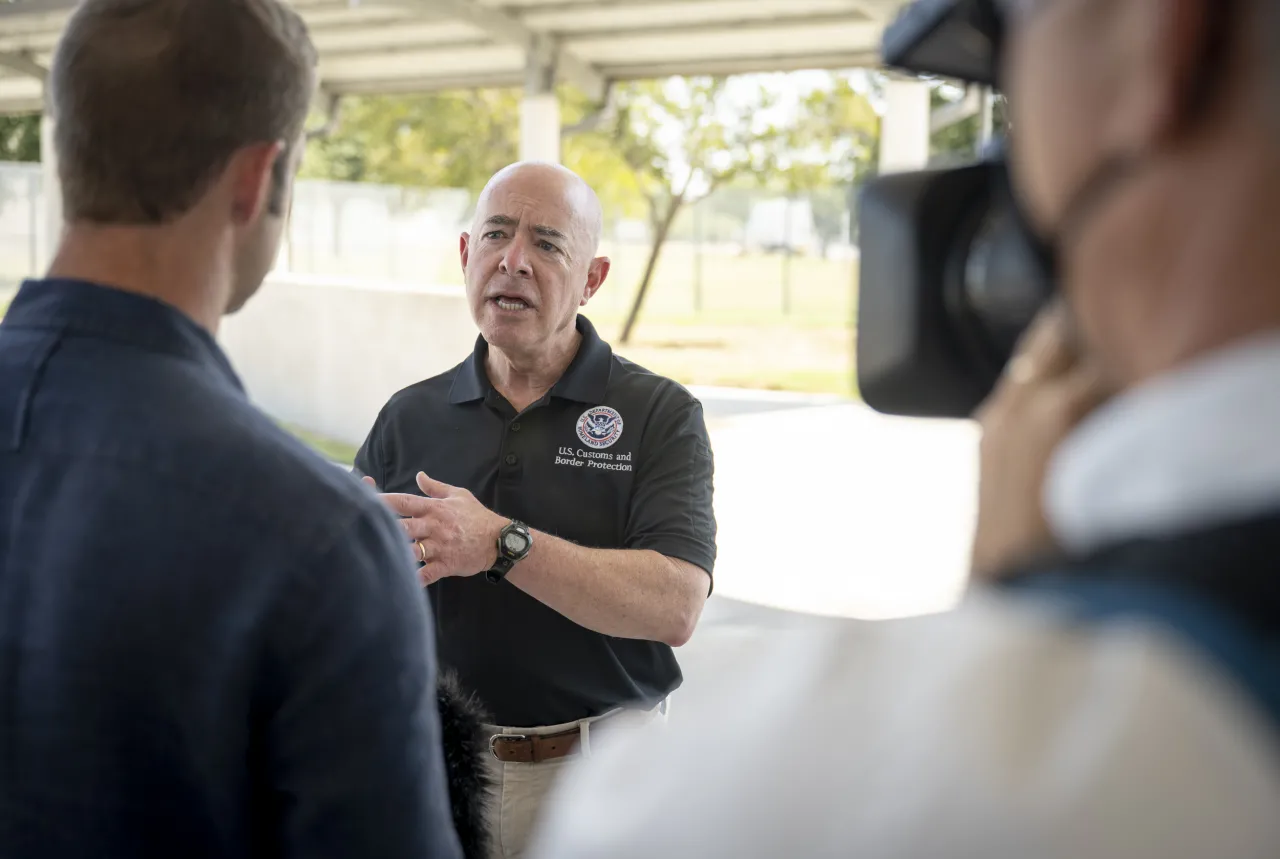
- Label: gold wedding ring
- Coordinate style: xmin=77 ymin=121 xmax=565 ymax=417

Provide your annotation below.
xmin=415 ymin=540 xmax=427 ymax=563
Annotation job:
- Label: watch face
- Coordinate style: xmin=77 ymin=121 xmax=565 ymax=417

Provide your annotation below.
xmin=503 ymin=531 xmax=529 ymax=555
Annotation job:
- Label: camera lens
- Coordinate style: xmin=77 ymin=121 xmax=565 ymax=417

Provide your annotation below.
xmin=962 ymin=204 xmax=1051 ymax=363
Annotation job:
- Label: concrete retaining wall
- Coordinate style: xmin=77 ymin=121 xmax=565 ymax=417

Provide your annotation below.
xmin=218 ymin=273 xmax=476 ymax=446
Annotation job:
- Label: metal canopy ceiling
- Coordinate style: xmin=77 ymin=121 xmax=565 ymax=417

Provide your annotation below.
xmin=0 ymin=0 xmax=905 ymax=113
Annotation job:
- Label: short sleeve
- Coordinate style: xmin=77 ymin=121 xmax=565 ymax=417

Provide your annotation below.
xmin=353 ymin=410 xmax=387 ymax=488
xmin=624 ymin=393 xmax=717 ymax=587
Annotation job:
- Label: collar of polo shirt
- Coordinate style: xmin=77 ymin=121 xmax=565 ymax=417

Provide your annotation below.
xmin=448 ymin=315 xmax=613 ymax=405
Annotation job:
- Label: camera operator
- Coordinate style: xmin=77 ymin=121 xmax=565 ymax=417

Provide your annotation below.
xmin=527 ymin=0 xmax=1280 ymax=855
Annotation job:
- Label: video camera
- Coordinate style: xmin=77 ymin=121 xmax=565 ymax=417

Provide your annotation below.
xmin=855 ymin=0 xmax=1052 ymax=418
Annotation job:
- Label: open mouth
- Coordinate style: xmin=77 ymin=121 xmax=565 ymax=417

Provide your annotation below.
xmin=491 ymin=296 xmax=533 ymax=312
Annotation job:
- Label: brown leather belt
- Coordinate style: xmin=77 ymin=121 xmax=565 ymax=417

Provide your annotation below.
xmin=489 ymin=727 xmax=580 ymax=764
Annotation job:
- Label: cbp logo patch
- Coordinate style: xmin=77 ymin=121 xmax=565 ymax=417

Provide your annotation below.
xmin=576 ymin=406 xmax=624 ymax=449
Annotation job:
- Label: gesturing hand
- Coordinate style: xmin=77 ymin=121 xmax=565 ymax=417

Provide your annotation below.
xmin=970 ymin=303 xmax=1112 ymax=580
xmin=363 ymin=472 xmax=506 ymax=586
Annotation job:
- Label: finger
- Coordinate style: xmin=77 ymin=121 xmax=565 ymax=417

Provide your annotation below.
xmin=399 ymin=517 xmax=432 ymax=541
xmin=418 ymin=561 xmax=449 ymax=587
xmin=1007 ymin=302 xmax=1076 ymax=385
xmin=361 ymin=476 xmax=377 ymax=489
xmin=986 ymin=305 xmax=1066 ymax=406
xmin=416 ymin=471 xmax=455 ymax=499
xmin=412 ymin=539 xmax=432 ymax=564
xmin=379 ymin=492 xmax=432 ymax=518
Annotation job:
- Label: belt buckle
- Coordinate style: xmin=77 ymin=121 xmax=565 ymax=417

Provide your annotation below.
xmin=489 ymin=732 xmax=528 ymax=759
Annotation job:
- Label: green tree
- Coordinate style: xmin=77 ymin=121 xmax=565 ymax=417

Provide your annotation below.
xmin=787 ymin=74 xmax=880 ymax=246
xmin=0 ymin=113 xmax=40 ymax=162
xmin=761 ymin=75 xmax=877 ymax=310
xmin=603 ymin=77 xmax=796 ymax=344
xmin=793 ymin=74 xmax=880 ymax=188
xmin=301 ymin=89 xmax=522 ymax=190
xmin=301 ymin=87 xmax=643 ymax=221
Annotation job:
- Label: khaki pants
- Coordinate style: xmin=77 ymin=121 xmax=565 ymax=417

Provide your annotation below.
xmin=481 ymin=700 xmax=668 ymax=859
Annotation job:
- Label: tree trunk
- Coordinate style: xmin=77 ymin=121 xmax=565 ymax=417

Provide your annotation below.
xmin=619 ymin=199 xmax=682 ymax=345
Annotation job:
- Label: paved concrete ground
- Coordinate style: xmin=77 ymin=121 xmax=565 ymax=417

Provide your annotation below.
xmin=675 ymin=388 xmax=981 ymax=709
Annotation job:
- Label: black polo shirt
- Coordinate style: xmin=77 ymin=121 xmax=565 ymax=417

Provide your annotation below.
xmin=354 ymin=316 xmax=717 ymax=727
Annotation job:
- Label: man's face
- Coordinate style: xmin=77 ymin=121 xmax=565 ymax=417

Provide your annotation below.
xmin=461 ymin=167 xmax=609 ymax=357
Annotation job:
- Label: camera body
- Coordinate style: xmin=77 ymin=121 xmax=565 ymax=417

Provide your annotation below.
xmin=855 ymin=0 xmax=1049 ymax=418
xmin=857 ymin=159 xmax=1048 ymax=417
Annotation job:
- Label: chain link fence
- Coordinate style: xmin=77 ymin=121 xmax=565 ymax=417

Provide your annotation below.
xmin=0 ymin=162 xmax=46 ymax=291
xmin=0 ymin=162 xmax=479 ymax=291
xmin=0 ymin=161 xmax=859 ymax=325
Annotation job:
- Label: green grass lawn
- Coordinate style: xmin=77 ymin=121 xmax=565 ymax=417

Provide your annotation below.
xmin=425 ymin=239 xmax=857 ymax=325
xmin=286 ymin=424 xmax=359 ymax=465
xmin=592 ymin=245 xmax=858 ymax=396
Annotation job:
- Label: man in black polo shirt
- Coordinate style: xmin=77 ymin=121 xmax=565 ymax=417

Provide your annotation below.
xmin=355 ymin=161 xmax=717 ymax=859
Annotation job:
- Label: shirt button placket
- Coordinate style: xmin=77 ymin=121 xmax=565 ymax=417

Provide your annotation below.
xmin=502 ymin=417 xmax=523 ymax=477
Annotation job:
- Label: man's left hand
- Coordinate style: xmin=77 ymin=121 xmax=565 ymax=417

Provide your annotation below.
xmin=970 ymin=304 xmax=1111 ymax=580
xmin=363 ymin=472 xmax=506 ymax=586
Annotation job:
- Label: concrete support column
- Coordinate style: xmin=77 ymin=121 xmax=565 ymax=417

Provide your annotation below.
xmin=39 ymin=110 xmax=61 ymax=272
xmin=520 ymin=53 xmax=560 ymax=164
xmin=978 ymin=87 xmax=996 ymax=153
xmin=879 ymin=77 xmax=931 ymax=174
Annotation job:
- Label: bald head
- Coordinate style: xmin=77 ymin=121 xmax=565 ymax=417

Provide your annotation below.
xmin=475 ymin=162 xmax=604 ymax=256
xmin=461 ymin=160 xmax=613 ymax=361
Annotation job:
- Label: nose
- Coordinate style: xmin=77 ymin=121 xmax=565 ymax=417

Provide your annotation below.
xmin=499 ymin=234 xmax=533 ymax=278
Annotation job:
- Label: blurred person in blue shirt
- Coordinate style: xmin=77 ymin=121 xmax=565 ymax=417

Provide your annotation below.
xmin=0 ymin=2 xmax=461 ymax=857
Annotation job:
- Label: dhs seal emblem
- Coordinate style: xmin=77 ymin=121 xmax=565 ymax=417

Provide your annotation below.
xmin=577 ymin=406 xmax=624 ymax=450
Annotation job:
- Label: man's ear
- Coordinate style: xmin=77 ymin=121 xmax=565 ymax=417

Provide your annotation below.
xmin=229 ymin=140 xmax=284 ymax=226
xmin=1111 ymin=0 xmax=1216 ymax=152
xmin=581 ymin=256 xmax=611 ymax=306
xmin=460 ymin=233 xmax=471 ymax=275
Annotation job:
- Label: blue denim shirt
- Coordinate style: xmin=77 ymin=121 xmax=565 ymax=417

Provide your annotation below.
xmin=0 ymin=279 xmax=462 ymax=859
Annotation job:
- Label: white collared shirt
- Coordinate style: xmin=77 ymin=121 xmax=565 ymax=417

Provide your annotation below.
xmin=528 ymin=336 xmax=1280 ymax=859
xmin=1047 ymin=331 xmax=1280 ymax=553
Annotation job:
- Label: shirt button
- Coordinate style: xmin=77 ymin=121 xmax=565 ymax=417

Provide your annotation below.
xmin=511 ymin=422 xmax=522 ymax=433
xmin=504 ymin=453 xmax=519 ymax=466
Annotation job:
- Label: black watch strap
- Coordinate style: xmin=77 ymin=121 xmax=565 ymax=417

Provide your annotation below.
xmin=485 ymin=520 xmax=532 ymax=583
xmin=484 ymin=556 xmax=516 ymax=584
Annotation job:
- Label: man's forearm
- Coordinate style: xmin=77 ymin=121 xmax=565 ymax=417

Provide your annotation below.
xmin=505 ymin=532 xmax=709 ymax=647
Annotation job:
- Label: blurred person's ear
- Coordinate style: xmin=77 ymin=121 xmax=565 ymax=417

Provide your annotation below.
xmin=1108 ymin=0 xmax=1223 ymax=154
xmin=229 ymin=140 xmax=285 ymax=226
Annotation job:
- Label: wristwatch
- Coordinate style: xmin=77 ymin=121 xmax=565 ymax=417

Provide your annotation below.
xmin=484 ymin=520 xmax=533 ymax=583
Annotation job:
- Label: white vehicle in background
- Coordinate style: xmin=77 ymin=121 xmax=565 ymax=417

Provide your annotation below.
xmin=743 ymin=198 xmax=819 ymax=256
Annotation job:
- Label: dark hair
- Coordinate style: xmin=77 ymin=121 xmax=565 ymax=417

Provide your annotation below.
xmin=49 ymin=0 xmax=317 ymax=224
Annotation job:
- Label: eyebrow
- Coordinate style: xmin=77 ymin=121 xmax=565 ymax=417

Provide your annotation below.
xmin=532 ymin=225 xmax=569 ymax=242
xmin=483 ymin=215 xmax=569 ymax=243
